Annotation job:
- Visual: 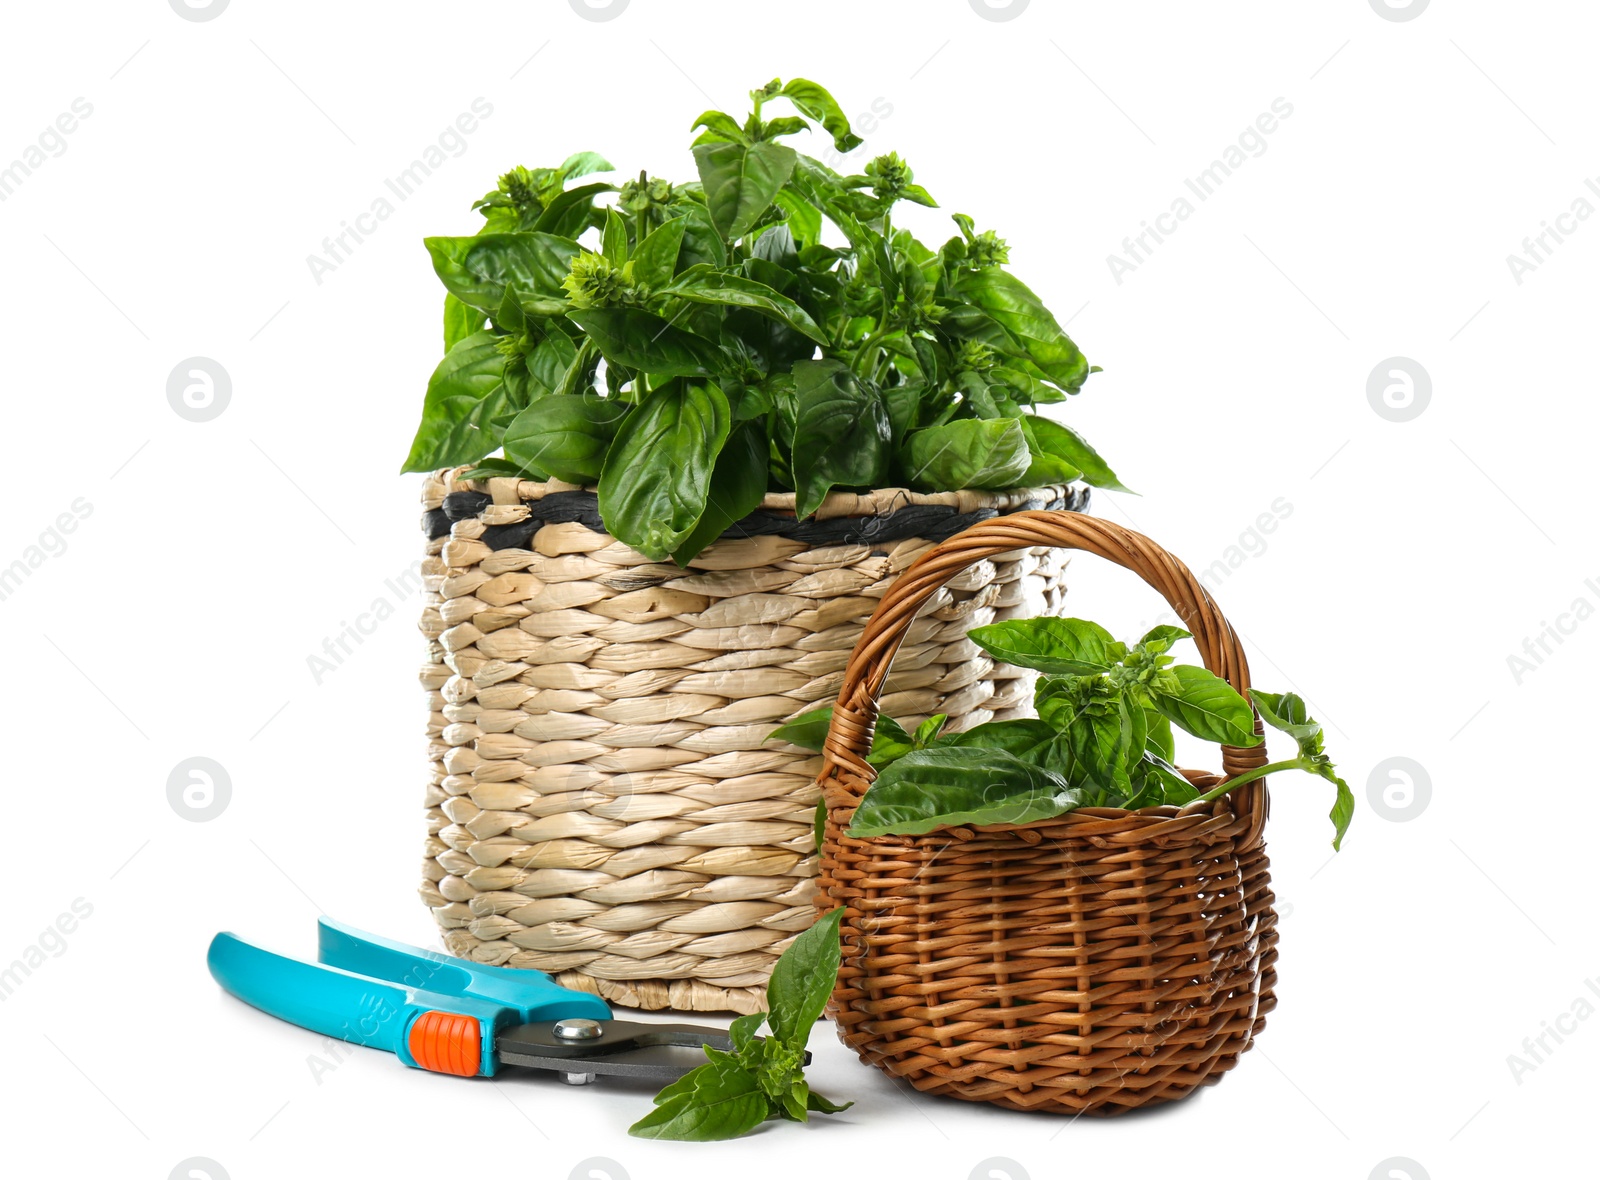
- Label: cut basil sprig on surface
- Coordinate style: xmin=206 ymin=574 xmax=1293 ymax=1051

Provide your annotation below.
xmin=629 ymin=908 xmax=851 ymax=1141
xmin=404 ymin=79 xmax=1129 ymax=561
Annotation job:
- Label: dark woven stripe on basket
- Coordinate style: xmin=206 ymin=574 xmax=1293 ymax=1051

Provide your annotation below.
xmin=422 ymin=486 xmax=1089 ymax=549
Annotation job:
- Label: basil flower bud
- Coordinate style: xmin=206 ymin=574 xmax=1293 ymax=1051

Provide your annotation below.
xmin=865 ymin=152 xmax=914 ymax=202
xmin=562 ymin=252 xmax=648 ymax=310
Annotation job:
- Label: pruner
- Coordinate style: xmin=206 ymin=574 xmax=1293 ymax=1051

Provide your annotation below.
xmin=207 ymin=917 xmax=792 ymax=1085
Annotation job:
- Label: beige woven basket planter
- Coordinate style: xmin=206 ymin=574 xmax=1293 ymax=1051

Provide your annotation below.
xmin=417 ymin=467 xmax=1086 ymax=1013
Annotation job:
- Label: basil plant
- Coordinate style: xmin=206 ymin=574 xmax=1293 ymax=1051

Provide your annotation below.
xmin=402 ymin=78 xmax=1127 ymax=563
xmin=774 ymin=617 xmax=1354 ymax=850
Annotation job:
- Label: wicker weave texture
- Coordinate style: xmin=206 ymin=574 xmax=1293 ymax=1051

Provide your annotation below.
xmin=418 ymin=472 xmax=1075 ymax=1013
xmin=816 ymin=511 xmax=1278 ymax=1113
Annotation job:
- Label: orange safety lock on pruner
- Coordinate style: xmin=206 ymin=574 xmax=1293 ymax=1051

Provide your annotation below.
xmin=407 ymin=1009 xmax=482 ymax=1077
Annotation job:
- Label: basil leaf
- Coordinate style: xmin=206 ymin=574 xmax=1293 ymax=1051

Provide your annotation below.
xmin=567 ymin=308 xmax=725 ymax=378
xmin=774 ymin=185 xmax=823 ymax=250
xmin=503 ymin=394 xmax=631 ymax=484
xmin=968 ymin=617 xmax=1123 ymax=675
xmin=1138 ymin=752 xmax=1200 ymax=805
xmin=791 ymin=359 xmax=892 ymax=518
xmin=912 ymin=714 xmax=946 ymax=748
xmin=670 ymin=419 xmax=768 ymax=566
xmin=1017 ymin=414 xmax=1082 ymax=484
xmin=598 ymin=381 xmax=730 ymax=560
xmin=935 ymin=718 xmax=1056 ymax=758
xmin=1144 ymin=711 xmax=1176 ymax=763
xmin=601 ymin=207 xmax=629 ymax=265
xmin=425 ymin=232 xmax=579 ymax=314
xmin=1066 ymin=697 xmax=1143 ymax=795
xmin=1138 ymin=625 xmax=1192 ymax=655
xmin=1020 ymin=446 xmax=1082 ymax=488
xmin=805 ymin=1090 xmax=853 ymax=1114
xmin=494 ymin=285 xmax=527 ymax=336
xmin=728 ymin=1012 xmax=767 ymax=1055
xmin=767 ymin=704 xmax=914 ymax=767
xmin=1249 ymin=690 xmax=1350 ymax=849
xmin=460 ymin=457 xmax=546 ymax=481
xmin=527 ymin=332 xmax=578 ymax=398
xmin=693 ymin=139 xmax=798 ymax=242
xmin=780 ymin=1079 xmax=810 ymax=1123
xmin=1324 ymin=766 xmax=1355 ymax=851
xmin=866 ymin=714 xmax=915 ymax=767
xmin=949 ymin=268 xmax=1090 ymax=392
xmin=531 ymin=181 xmax=613 ymax=239
xmin=814 ymin=798 xmax=826 ymax=851
xmin=630 ymin=216 xmax=688 ymax=289
xmin=846 ymin=748 xmax=1087 ymax=837
xmin=992 ymin=365 xmax=1066 ymax=405
xmin=1150 ymin=665 xmax=1261 ymax=747
xmin=674 ymin=200 xmax=728 ymax=269
xmin=559 ymin=150 xmax=615 ymax=181
xmin=553 ymin=338 xmax=598 ymax=398
xmin=691 ymin=109 xmax=748 ymax=144
xmin=663 ymin=265 xmax=829 ymax=345
xmin=767 ymin=705 xmax=832 ymax=751
xmin=627 ymin=1058 xmax=770 ymax=1141
xmin=766 ymin=907 xmax=844 ymax=1047
xmin=778 ymin=79 xmax=863 ymax=153
xmin=939 ymin=302 xmax=1026 ymax=358
xmin=400 ymin=332 xmax=509 ymax=472
xmin=763 ymin=117 xmax=811 ymax=141
xmin=1022 ymin=414 xmax=1131 ymax=493
xmin=443 ymin=293 xmax=487 ymax=351
xmin=1250 ymin=689 xmax=1323 ymax=757
xmin=883 ymin=381 xmax=924 ymax=440
xmin=901 ymin=419 xmax=1030 ymax=491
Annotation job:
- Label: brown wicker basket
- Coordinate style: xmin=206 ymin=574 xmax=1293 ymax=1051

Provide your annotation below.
xmin=418 ymin=470 xmax=1086 ymax=1013
xmin=815 ymin=510 xmax=1277 ymax=1114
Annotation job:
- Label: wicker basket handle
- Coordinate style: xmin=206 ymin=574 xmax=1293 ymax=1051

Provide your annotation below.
xmin=821 ymin=509 xmax=1269 ymax=847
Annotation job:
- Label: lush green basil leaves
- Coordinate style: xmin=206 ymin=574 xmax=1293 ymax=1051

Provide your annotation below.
xmin=409 ymin=80 xmax=1130 ymax=563
xmin=835 ymin=613 xmax=1350 ymax=852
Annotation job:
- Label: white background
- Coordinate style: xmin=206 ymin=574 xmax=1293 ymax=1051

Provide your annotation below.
xmin=0 ymin=2 xmax=1591 ymax=1178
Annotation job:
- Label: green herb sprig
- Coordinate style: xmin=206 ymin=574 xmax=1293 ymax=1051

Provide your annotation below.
xmin=629 ymin=908 xmax=851 ymax=1141
xmin=772 ymin=619 xmax=1353 ymax=850
xmin=404 ymin=78 xmax=1125 ymax=564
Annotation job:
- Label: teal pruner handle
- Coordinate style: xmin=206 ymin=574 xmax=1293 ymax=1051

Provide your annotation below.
xmin=206 ymin=917 xmax=609 ymax=1077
